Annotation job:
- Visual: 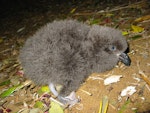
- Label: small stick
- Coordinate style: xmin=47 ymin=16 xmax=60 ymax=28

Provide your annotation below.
xmin=80 ymin=89 xmax=92 ymax=96
xmin=50 ymin=97 xmax=65 ymax=107
xmin=74 ymin=0 xmax=146 ymax=16
xmin=137 ymin=61 xmax=150 ymax=86
xmin=139 ymin=71 xmax=150 ymax=87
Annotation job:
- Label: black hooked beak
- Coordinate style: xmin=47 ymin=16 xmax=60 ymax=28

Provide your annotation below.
xmin=119 ymin=53 xmax=131 ymax=66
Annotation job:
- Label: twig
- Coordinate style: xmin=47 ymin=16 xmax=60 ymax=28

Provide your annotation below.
xmin=74 ymin=0 xmax=147 ymax=16
xmin=50 ymin=97 xmax=65 ymax=107
xmin=97 ymin=0 xmax=147 ymax=13
xmin=109 ymin=103 xmax=116 ymax=110
xmin=0 ymin=49 xmax=12 ymax=54
xmin=137 ymin=61 xmax=150 ymax=87
xmin=80 ymin=89 xmax=92 ymax=96
xmin=139 ymin=71 xmax=150 ymax=86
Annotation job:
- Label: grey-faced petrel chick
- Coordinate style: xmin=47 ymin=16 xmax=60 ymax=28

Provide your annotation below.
xmin=19 ymin=19 xmax=131 ymax=107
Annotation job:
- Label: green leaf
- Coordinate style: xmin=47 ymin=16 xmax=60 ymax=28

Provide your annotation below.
xmin=131 ymin=25 xmax=144 ymax=33
xmin=89 ymin=19 xmax=101 ymax=25
xmin=102 ymin=96 xmax=109 ymax=113
xmin=0 ymin=80 xmax=10 ymax=86
xmin=118 ymin=99 xmax=131 ymax=113
xmin=105 ymin=13 xmax=114 ymax=17
xmin=130 ymin=35 xmax=142 ymax=40
xmin=0 ymin=80 xmax=32 ymax=98
xmin=0 ymin=86 xmax=18 ymax=98
xmin=38 ymin=86 xmax=50 ymax=94
xmin=49 ymin=102 xmax=64 ymax=113
xmin=34 ymin=101 xmax=44 ymax=109
xmin=70 ymin=8 xmax=76 ymax=14
xmin=98 ymin=96 xmax=109 ymax=113
xmin=0 ymin=37 xmax=3 ymax=43
xmin=122 ymin=31 xmax=129 ymax=36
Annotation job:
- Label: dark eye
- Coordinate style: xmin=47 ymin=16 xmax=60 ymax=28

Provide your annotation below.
xmin=109 ymin=45 xmax=116 ymax=51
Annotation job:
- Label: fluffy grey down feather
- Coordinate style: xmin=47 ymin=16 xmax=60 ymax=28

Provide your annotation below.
xmin=19 ymin=19 xmax=129 ymax=97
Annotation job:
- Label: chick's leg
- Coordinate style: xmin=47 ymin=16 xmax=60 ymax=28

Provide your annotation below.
xmin=58 ymin=91 xmax=80 ymax=107
xmin=49 ymin=83 xmax=80 ymax=107
xmin=49 ymin=83 xmax=59 ymax=97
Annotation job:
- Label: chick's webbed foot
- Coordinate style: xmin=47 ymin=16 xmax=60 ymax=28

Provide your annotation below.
xmin=58 ymin=91 xmax=80 ymax=107
xmin=49 ymin=83 xmax=80 ymax=107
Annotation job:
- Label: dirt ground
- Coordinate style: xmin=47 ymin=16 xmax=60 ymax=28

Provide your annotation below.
xmin=0 ymin=0 xmax=150 ymax=113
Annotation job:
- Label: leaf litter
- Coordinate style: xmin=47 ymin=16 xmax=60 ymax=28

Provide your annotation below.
xmin=0 ymin=0 xmax=150 ymax=113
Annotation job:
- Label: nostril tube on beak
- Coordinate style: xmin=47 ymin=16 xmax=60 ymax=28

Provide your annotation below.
xmin=119 ymin=52 xmax=131 ymax=66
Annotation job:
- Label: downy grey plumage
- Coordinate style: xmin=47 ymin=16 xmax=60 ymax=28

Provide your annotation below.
xmin=19 ymin=19 xmax=131 ymax=106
